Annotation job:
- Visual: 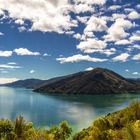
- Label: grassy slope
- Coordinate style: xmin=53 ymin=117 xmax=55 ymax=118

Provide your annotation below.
xmin=73 ymin=102 xmax=140 ymax=140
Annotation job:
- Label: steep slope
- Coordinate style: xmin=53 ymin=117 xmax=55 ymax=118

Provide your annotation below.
xmin=34 ymin=68 xmax=140 ymax=94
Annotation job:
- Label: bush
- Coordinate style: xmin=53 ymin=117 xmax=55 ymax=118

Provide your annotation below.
xmin=0 ymin=119 xmax=14 ymax=138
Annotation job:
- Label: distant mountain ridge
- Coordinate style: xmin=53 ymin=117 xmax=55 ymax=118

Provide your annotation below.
xmin=2 ymin=79 xmax=45 ymax=89
xmin=2 ymin=68 xmax=140 ymax=94
xmin=1 ymin=73 xmax=80 ymax=89
xmin=34 ymin=68 xmax=140 ymax=94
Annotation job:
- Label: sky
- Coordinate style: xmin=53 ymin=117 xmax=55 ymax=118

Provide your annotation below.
xmin=0 ymin=0 xmax=140 ymax=83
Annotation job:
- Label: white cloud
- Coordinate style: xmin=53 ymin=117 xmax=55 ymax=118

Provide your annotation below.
xmin=0 ymin=51 xmax=13 ymax=57
xmin=18 ymin=26 xmax=26 ymax=32
xmin=57 ymin=54 xmax=107 ymax=63
xmin=0 ymin=9 xmax=4 ymax=15
xmin=112 ymin=53 xmax=130 ymax=62
xmin=136 ymin=4 xmax=140 ymax=9
xmin=109 ymin=5 xmax=121 ymax=11
xmin=124 ymin=8 xmax=134 ymax=13
xmin=0 ymin=32 xmax=4 ymax=36
xmin=65 ymin=31 xmax=75 ymax=35
xmin=43 ymin=53 xmax=51 ymax=56
xmin=8 ymin=62 xmax=17 ymax=65
xmin=132 ymin=72 xmax=139 ymax=75
xmin=14 ymin=48 xmax=40 ymax=56
xmin=104 ymin=18 xmax=133 ymax=42
xmin=0 ymin=64 xmax=21 ymax=69
xmin=84 ymin=16 xmax=108 ymax=34
xmin=125 ymin=69 xmax=129 ymax=72
xmin=30 ymin=70 xmax=35 ymax=74
xmin=0 ymin=78 xmax=19 ymax=84
xmin=73 ymin=33 xmax=82 ymax=40
xmin=77 ymin=38 xmax=107 ymax=53
xmin=130 ymin=31 xmax=140 ymax=42
xmin=72 ymin=3 xmax=94 ymax=14
xmin=132 ymin=53 xmax=140 ymax=60
xmin=80 ymin=48 xmax=116 ymax=56
xmin=85 ymin=67 xmax=94 ymax=71
xmin=0 ymin=0 xmax=77 ymax=33
xmin=115 ymin=39 xmax=131 ymax=45
xmin=112 ymin=13 xmax=126 ymax=20
xmin=128 ymin=11 xmax=140 ymax=19
xmin=76 ymin=16 xmax=89 ymax=24
xmin=15 ymin=19 xmax=24 ymax=25
xmin=133 ymin=45 xmax=140 ymax=49
xmin=73 ymin=0 xmax=106 ymax=5
xmin=98 ymin=48 xmax=116 ymax=56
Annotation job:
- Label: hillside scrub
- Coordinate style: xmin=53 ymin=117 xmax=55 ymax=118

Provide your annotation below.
xmin=1 ymin=102 xmax=140 ymax=140
xmin=73 ymin=102 xmax=140 ymax=140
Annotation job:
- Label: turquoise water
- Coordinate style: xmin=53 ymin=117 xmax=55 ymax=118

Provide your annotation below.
xmin=0 ymin=86 xmax=140 ymax=131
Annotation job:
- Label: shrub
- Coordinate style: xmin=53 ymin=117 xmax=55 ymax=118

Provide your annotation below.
xmin=0 ymin=119 xmax=14 ymax=138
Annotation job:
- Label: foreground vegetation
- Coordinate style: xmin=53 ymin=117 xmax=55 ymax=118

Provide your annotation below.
xmin=74 ymin=102 xmax=140 ymax=140
xmin=1 ymin=102 xmax=140 ymax=140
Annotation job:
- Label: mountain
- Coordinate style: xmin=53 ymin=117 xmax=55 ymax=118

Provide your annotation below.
xmin=2 ymin=79 xmax=46 ymax=89
xmin=2 ymin=75 xmax=76 ymax=89
xmin=34 ymin=68 xmax=140 ymax=94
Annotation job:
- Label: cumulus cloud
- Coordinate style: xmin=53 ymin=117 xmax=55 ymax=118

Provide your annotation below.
xmin=0 ymin=51 xmax=13 ymax=57
xmin=14 ymin=48 xmax=40 ymax=56
xmin=84 ymin=16 xmax=108 ymax=34
xmin=56 ymin=54 xmax=107 ymax=63
xmin=30 ymin=70 xmax=35 ymax=74
xmin=0 ymin=32 xmax=4 ymax=36
xmin=43 ymin=53 xmax=51 ymax=56
xmin=15 ymin=19 xmax=24 ymax=25
xmin=73 ymin=0 xmax=106 ymax=5
xmin=77 ymin=38 xmax=107 ymax=53
xmin=132 ymin=53 xmax=140 ymax=60
xmin=133 ymin=45 xmax=140 ymax=49
xmin=0 ymin=0 xmax=77 ymax=33
xmin=112 ymin=13 xmax=126 ymax=20
xmin=18 ymin=26 xmax=26 ymax=32
xmin=108 ymin=5 xmax=121 ymax=11
xmin=125 ymin=69 xmax=129 ymax=72
xmin=128 ymin=11 xmax=140 ymax=19
xmin=1 ymin=0 xmax=140 ymax=66
xmin=79 ymin=48 xmax=116 ymax=56
xmin=130 ymin=31 xmax=140 ymax=42
xmin=104 ymin=18 xmax=133 ymax=42
xmin=115 ymin=39 xmax=131 ymax=45
xmin=112 ymin=53 xmax=130 ymax=62
xmin=136 ymin=4 xmax=140 ymax=9
xmin=76 ymin=16 xmax=89 ymax=24
xmin=132 ymin=72 xmax=139 ymax=75
xmin=72 ymin=3 xmax=94 ymax=14
xmin=0 ymin=0 xmax=108 ymax=34
xmin=73 ymin=33 xmax=82 ymax=40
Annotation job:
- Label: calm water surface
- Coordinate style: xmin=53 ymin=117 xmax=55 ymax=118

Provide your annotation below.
xmin=0 ymin=86 xmax=140 ymax=131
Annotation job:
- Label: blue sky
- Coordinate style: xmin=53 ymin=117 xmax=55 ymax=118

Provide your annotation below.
xmin=0 ymin=0 xmax=140 ymax=83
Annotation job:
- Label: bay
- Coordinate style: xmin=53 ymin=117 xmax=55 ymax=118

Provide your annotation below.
xmin=0 ymin=86 xmax=139 ymax=131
